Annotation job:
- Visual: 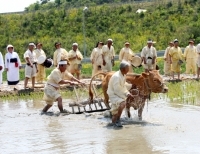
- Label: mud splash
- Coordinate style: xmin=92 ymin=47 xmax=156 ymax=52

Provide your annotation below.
xmin=0 ymin=99 xmax=200 ymax=154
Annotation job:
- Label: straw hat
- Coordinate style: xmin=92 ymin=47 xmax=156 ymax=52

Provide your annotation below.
xmin=37 ymin=55 xmax=46 ymax=64
xmin=131 ymin=56 xmax=142 ymax=67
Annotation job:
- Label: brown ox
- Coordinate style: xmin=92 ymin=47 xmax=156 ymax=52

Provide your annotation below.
xmin=89 ymin=70 xmax=168 ymax=120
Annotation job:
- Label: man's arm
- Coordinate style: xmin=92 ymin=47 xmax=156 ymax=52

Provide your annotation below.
xmin=141 ymin=48 xmax=146 ymax=64
xmin=58 ymin=80 xmax=74 ymax=85
xmin=25 ymin=57 xmax=33 ymax=68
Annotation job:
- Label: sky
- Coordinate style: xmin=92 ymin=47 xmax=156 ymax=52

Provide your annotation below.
xmin=0 ymin=0 xmax=38 ymax=13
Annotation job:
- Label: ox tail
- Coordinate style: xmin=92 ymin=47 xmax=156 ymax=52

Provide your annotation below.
xmin=89 ymin=72 xmax=107 ymax=103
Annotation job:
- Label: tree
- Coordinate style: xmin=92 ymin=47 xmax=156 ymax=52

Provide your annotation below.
xmin=41 ymin=0 xmax=50 ymax=5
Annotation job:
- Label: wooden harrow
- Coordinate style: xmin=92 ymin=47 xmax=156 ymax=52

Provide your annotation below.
xmin=68 ymin=82 xmax=109 ymax=114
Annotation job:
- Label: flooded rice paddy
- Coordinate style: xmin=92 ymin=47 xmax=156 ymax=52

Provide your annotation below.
xmin=0 ymin=81 xmax=200 ymax=154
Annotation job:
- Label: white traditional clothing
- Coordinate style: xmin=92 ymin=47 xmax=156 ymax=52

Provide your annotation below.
xmin=102 ymin=45 xmax=115 ymax=72
xmin=119 ymin=47 xmax=135 ymax=73
xmin=53 ymin=48 xmax=68 ymax=66
xmin=0 ymin=52 xmax=4 ymax=87
xmin=24 ymin=49 xmax=37 ymax=78
xmin=163 ymin=46 xmax=172 ymax=75
xmin=5 ymin=45 xmax=21 ymax=85
xmin=183 ymin=45 xmax=197 ymax=74
xmin=43 ymin=68 xmax=73 ymax=105
xmin=141 ymin=46 xmax=157 ymax=70
xmin=196 ymin=43 xmax=200 ymax=67
xmin=90 ymin=47 xmax=103 ymax=76
xmin=34 ymin=48 xmax=46 ymax=83
xmin=68 ymin=49 xmax=83 ymax=74
xmin=107 ymin=70 xmax=132 ymax=115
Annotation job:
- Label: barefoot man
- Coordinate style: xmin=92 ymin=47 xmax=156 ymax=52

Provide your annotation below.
xmin=107 ymin=61 xmax=133 ymax=127
xmin=42 ymin=60 xmax=84 ymax=113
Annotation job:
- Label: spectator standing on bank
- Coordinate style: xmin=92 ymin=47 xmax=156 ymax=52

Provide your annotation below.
xmin=183 ymin=39 xmax=197 ymax=76
xmin=164 ymin=42 xmax=174 ymax=76
xmin=24 ymin=43 xmax=37 ymax=89
xmin=5 ymin=44 xmax=22 ymax=89
xmin=90 ymin=41 xmax=104 ymax=77
xmin=0 ymin=51 xmax=4 ymax=89
xmin=68 ymin=43 xmax=83 ymax=80
xmin=34 ymin=43 xmax=46 ymax=83
xmin=196 ymin=42 xmax=200 ymax=78
xmin=102 ymin=39 xmax=115 ymax=72
xmin=169 ymin=39 xmax=183 ymax=80
xmin=119 ymin=42 xmax=135 ymax=73
xmin=53 ymin=42 xmax=68 ymax=67
xmin=141 ymin=39 xmax=157 ymax=73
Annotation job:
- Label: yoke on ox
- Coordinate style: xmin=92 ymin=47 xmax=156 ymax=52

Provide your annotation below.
xmin=89 ymin=70 xmax=168 ymax=120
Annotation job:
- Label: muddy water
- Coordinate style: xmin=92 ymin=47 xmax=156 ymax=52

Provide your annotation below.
xmin=0 ymin=98 xmax=200 ymax=154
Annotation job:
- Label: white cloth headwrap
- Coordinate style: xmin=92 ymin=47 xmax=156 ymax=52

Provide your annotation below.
xmin=58 ymin=61 xmax=67 ymax=65
xmin=72 ymin=43 xmax=78 ymax=46
xmin=6 ymin=44 xmax=14 ymax=52
xmin=107 ymin=38 xmax=113 ymax=42
xmin=147 ymin=40 xmax=153 ymax=43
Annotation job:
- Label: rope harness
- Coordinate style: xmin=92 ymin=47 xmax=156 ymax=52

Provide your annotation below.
xmin=126 ymin=74 xmax=165 ymax=113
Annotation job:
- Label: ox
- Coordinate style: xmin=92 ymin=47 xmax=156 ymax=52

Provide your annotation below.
xmin=89 ymin=70 xmax=168 ymax=120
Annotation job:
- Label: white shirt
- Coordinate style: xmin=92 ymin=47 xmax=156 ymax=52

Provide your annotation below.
xmin=68 ymin=49 xmax=83 ymax=65
xmin=196 ymin=43 xmax=200 ymax=57
xmin=102 ymin=45 xmax=115 ymax=63
xmin=141 ymin=46 xmax=157 ymax=59
xmin=90 ymin=47 xmax=103 ymax=66
xmin=107 ymin=70 xmax=131 ymax=100
xmin=119 ymin=47 xmax=134 ymax=62
xmin=24 ymin=49 xmax=37 ymax=63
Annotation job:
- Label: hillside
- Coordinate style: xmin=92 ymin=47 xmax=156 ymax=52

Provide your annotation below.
xmin=25 ymin=0 xmax=147 ymax=11
xmin=0 ymin=0 xmax=200 ymax=60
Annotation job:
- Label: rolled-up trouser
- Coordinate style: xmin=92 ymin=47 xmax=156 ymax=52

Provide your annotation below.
xmin=25 ymin=64 xmax=37 ymax=78
xmin=43 ymin=84 xmax=61 ymax=105
xmin=143 ymin=63 xmax=154 ymax=70
xmin=109 ymin=95 xmax=125 ymax=115
xmin=185 ymin=58 xmax=197 ymax=74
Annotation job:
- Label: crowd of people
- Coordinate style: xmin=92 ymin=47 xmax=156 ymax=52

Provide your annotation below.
xmin=164 ymin=39 xmax=200 ymax=80
xmin=0 ymin=38 xmax=200 ymax=125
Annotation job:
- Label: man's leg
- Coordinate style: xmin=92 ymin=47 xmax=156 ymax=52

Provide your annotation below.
xmin=35 ymin=65 xmax=40 ymax=83
xmin=112 ymin=101 xmax=126 ymax=124
xmin=192 ymin=61 xmax=197 ymax=75
xmin=171 ymin=71 xmax=174 ymax=79
xmin=32 ymin=77 xmax=35 ymax=89
xmin=197 ymin=67 xmax=200 ymax=78
xmin=42 ymin=104 xmax=52 ymax=112
xmin=178 ymin=72 xmax=180 ymax=80
xmin=24 ymin=77 xmax=29 ymax=89
xmin=57 ymin=96 xmax=63 ymax=112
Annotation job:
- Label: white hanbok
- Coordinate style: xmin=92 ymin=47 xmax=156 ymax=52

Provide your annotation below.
xmin=5 ymin=45 xmax=21 ymax=85
xmin=0 ymin=52 xmax=4 ymax=87
xmin=196 ymin=43 xmax=200 ymax=67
